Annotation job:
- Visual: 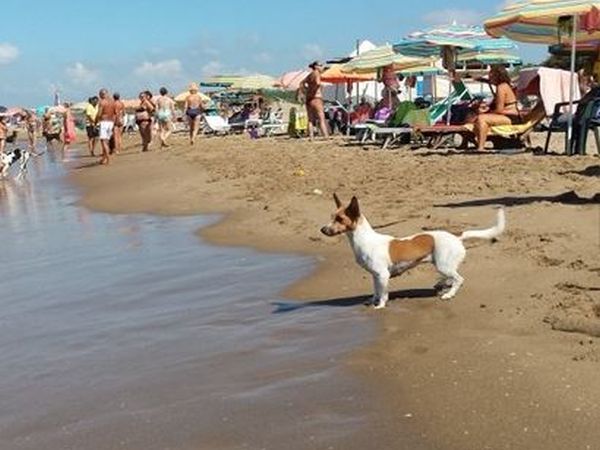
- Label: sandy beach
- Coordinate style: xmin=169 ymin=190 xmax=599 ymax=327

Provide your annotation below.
xmin=69 ymin=132 xmax=599 ymax=449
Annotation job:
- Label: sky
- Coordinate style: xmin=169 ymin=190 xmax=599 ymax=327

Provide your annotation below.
xmin=0 ymin=0 xmax=547 ymax=106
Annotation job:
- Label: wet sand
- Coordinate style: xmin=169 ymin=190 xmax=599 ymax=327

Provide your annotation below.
xmin=1 ymin=146 xmax=423 ymax=450
xmin=68 ymin=132 xmax=600 ymax=449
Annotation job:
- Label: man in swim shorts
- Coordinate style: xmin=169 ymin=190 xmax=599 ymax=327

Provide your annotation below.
xmin=95 ymin=88 xmax=116 ymax=165
xmin=302 ymin=61 xmax=329 ymax=140
xmin=155 ymin=87 xmax=176 ymax=148
xmin=184 ymin=82 xmax=204 ymax=145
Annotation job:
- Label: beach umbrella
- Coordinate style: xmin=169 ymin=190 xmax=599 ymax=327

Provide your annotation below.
xmin=320 ymin=64 xmax=375 ymax=83
xmin=275 ymin=69 xmax=311 ymax=91
xmin=342 ymin=44 xmax=437 ymax=73
xmin=484 ymin=1 xmax=600 ymax=154
xmin=393 ymin=23 xmax=518 ymax=58
xmin=394 ymin=24 xmax=519 ymax=123
xmin=457 ymin=51 xmax=523 ymax=66
xmin=228 ymin=74 xmax=277 ymax=90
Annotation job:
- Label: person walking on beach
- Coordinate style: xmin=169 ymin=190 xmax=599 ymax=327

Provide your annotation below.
xmin=63 ymin=103 xmax=76 ymax=151
xmin=155 ymin=87 xmax=175 ymax=148
xmin=85 ymin=96 xmax=99 ymax=156
xmin=184 ymin=83 xmax=204 ymax=145
xmin=113 ymin=92 xmax=124 ymax=154
xmin=0 ymin=115 xmax=7 ymax=156
xmin=301 ymin=61 xmax=329 ymax=140
xmin=135 ymin=91 xmax=155 ymax=152
xmin=95 ymin=88 xmax=116 ymax=165
xmin=20 ymin=109 xmax=37 ymax=151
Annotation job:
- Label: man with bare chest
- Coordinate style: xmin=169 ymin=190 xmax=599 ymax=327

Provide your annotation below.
xmin=96 ymin=88 xmax=116 ymax=165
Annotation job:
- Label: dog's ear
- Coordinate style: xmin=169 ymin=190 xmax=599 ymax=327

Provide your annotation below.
xmin=346 ymin=196 xmax=360 ymax=220
xmin=333 ymin=193 xmax=342 ymax=208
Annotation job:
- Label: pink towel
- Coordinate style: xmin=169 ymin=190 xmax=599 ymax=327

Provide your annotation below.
xmin=518 ymin=67 xmax=580 ymax=116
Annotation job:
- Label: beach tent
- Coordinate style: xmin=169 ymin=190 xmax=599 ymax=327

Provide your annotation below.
xmin=485 ymin=1 xmax=600 ymax=154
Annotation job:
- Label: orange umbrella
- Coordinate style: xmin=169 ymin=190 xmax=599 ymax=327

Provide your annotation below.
xmin=320 ymin=64 xmax=375 ymax=84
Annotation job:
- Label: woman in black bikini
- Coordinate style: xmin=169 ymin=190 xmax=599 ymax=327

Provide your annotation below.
xmin=136 ymin=91 xmax=155 ymax=152
xmin=474 ymin=65 xmax=519 ymax=151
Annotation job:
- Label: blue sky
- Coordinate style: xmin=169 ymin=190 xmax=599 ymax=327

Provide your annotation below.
xmin=0 ymin=0 xmax=546 ymax=106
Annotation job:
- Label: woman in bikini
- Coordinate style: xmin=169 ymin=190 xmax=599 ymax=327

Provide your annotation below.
xmin=474 ymin=65 xmax=520 ymax=151
xmin=136 ymin=91 xmax=155 ymax=152
xmin=301 ymin=61 xmax=329 ymax=140
xmin=184 ymin=83 xmax=204 ymax=145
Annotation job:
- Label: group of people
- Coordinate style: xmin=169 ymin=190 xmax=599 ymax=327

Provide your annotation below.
xmin=298 ymin=60 xmax=532 ymax=152
xmin=79 ymin=83 xmax=207 ymax=164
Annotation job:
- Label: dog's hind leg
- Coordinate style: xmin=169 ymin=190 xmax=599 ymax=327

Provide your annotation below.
xmin=439 ymin=270 xmax=464 ymax=300
xmin=435 ymin=245 xmax=466 ymax=300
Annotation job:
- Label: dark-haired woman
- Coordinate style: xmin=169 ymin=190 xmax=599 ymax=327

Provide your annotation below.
xmin=136 ymin=91 xmax=155 ymax=152
xmin=474 ymin=65 xmax=519 ymax=151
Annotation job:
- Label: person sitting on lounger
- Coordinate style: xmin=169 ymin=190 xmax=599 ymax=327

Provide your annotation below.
xmin=474 ymin=65 xmax=519 ymax=151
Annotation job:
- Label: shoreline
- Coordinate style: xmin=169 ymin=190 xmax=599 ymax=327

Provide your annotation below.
xmin=69 ymin=133 xmax=600 ymax=449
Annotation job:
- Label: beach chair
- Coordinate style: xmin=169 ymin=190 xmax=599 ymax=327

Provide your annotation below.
xmin=204 ymin=115 xmax=231 ymax=135
xmin=545 ymin=88 xmax=600 ymax=155
xmin=360 ymin=81 xmax=475 ymax=149
xmin=456 ymin=102 xmax=548 ymax=151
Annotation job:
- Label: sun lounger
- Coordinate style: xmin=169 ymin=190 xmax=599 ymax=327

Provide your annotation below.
xmin=204 ymin=115 xmax=231 ymax=135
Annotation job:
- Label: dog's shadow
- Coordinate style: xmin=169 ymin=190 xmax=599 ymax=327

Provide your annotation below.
xmin=272 ymin=288 xmax=437 ymax=313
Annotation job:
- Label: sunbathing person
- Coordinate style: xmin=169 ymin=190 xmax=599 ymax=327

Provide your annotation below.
xmin=474 ymin=65 xmax=519 ymax=151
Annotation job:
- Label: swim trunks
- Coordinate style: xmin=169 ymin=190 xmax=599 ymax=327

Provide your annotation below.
xmin=186 ymin=108 xmax=202 ymax=120
xmin=99 ymin=121 xmax=114 ymax=140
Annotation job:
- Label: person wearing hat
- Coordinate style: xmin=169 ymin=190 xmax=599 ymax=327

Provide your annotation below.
xmin=184 ymin=82 xmax=204 ymax=145
xmin=301 ymin=61 xmax=329 ymax=140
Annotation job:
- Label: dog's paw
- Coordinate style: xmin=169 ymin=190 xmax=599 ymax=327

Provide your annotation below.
xmin=440 ymin=292 xmax=455 ymax=301
xmin=372 ymin=301 xmax=387 ymax=310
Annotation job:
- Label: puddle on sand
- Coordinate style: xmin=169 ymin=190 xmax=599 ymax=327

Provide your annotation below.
xmin=0 ymin=146 xmax=391 ymax=450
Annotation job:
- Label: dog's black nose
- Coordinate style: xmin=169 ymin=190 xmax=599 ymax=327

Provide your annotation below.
xmin=320 ymin=226 xmax=329 ymax=236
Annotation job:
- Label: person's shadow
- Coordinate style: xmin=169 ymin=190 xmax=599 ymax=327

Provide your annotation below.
xmin=435 ymin=190 xmax=600 ymax=208
xmin=272 ymin=288 xmax=437 ymax=313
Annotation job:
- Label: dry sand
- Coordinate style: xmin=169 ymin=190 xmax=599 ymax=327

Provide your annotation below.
xmin=70 ymin=132 xmax=599 ymax=449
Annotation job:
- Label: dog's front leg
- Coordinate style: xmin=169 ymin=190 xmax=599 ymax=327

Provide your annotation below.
xmin=372 ymin=271 xmax=390 ymax=309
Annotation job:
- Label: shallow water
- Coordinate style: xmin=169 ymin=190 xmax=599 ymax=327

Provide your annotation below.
xmin=0 ymin=147 xmax=378 ymax=450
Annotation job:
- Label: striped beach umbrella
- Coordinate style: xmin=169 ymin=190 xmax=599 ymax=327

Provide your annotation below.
xmin=484 ymin=1 xmax=600 ymax=45
xmin=393 ymin=24 xmax=518 ymax=57
xmin=342 ymin=44 xmax=436 ymax=73
xmin=484 ymin=1 xmax=600 ymax=154
xmin=320 ymin=64 xmax=375 ymax=83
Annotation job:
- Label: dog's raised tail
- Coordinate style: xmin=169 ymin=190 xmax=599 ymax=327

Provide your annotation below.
xmin=459 ymin=207 xmax=505 ymax=241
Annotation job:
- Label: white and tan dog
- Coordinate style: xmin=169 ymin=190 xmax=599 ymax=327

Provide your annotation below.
xmin=320 ymin=194 xmax=505 ymax=309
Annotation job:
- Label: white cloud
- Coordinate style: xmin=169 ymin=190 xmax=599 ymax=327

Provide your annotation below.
xmin=134 ymin=59 xmax=183 ymax=78
xmin=302 ymin=44 xmax=324 ymax=61
xmin=201 ymin=60 xmax=223 ymax=76
xmin=423 ymin=9 xmax=483 ymax=26
xmin=0 ymin=43 xmax=19 ymax=64
xmin=65 ymin=62 xmax=99 ymax=85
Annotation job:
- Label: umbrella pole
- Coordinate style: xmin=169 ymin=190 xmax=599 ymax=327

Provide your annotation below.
xmin=567 ymin=14 xmax=578 ymax=155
